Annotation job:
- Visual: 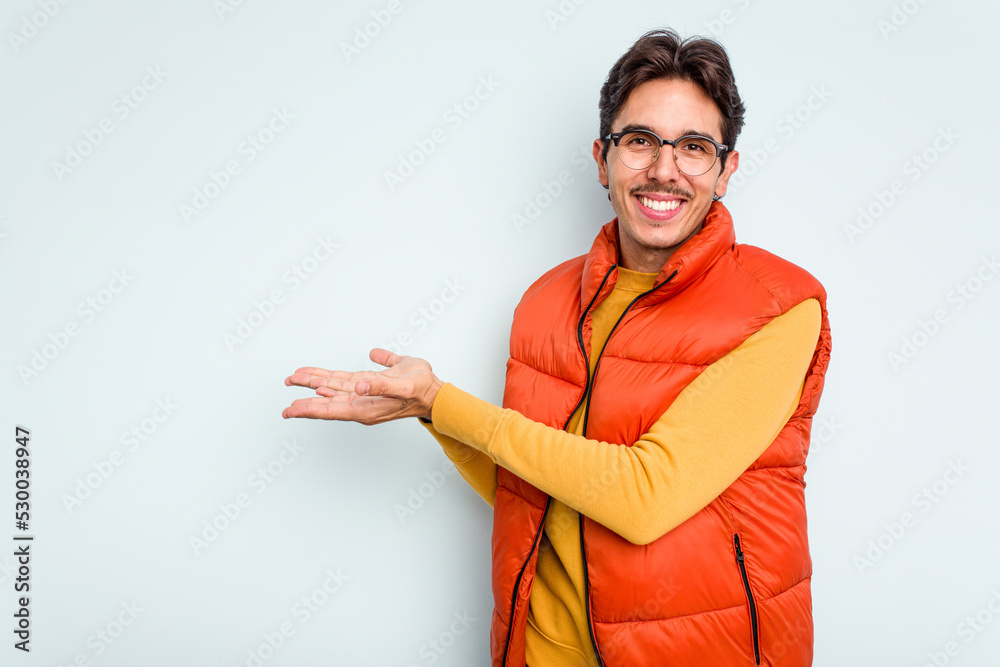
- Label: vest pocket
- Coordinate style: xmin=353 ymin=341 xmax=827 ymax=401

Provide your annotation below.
xmin=733 ymin=533 xmax=761 ymax=665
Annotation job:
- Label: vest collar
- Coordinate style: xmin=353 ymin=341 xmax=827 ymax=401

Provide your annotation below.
xmin=580 ymin=200 xmax=736 ymax=312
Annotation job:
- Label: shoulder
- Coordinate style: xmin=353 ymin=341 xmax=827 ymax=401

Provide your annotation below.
xmin=516 ymin=254 xmax=586 ymax=304
xmin=725 ymin=243 xmax=828 ymax=310
xmin=506 ymin=254 xmax=588 ymax=347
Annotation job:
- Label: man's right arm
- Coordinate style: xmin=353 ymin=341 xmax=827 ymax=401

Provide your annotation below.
xmin=421 ymin=298 xmax=821 ymax=545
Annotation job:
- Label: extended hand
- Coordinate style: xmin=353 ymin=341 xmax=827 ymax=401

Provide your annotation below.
xmin=282 ymin=348 xmax=444 ymax=424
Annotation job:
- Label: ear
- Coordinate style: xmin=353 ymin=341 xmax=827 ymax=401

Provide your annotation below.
xmin=592 ymin=138 xmax=610 ymax=188
xmin=714 ymin=150 xmax=739 ymax=199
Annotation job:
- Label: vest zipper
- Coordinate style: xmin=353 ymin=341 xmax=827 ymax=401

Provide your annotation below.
xmin=500 ymin=497 xmax=551 ymax=667
xmin=733 ymin=534 xmax=761 ymax=665
xmin=580 ymin=269 xmax=677 ymax=435
xmin=562 ymin=265 xmax=618 ymax=431
xmin=578 ymin=512 xmax=604 ymax=666
xmin=576 ymin=267 xmax=678 ymax=666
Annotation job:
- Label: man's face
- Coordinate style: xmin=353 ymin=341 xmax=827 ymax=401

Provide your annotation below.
xmin=592 ymin=77 xmax=740 ymax=271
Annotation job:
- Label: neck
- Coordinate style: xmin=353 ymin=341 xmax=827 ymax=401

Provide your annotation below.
xmin=618 ymin=222 xmax=704 ymax=273
xmin=619 ymin=248 xmax=674 ymax=273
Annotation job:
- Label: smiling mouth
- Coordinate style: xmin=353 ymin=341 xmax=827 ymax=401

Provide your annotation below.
xmin=637 ymin=195 xmax=681 ymax=212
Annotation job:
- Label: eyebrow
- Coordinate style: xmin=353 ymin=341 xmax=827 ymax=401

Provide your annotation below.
xmin=617 ymin=123 xmax=721 ymax=142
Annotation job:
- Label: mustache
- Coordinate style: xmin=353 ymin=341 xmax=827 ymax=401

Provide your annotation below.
xmin=630 ymin=185 xmax=692 ymax=199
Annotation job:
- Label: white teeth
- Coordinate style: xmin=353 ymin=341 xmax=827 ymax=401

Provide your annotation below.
xmin=639 ymin=196 xmax=680 ymax=212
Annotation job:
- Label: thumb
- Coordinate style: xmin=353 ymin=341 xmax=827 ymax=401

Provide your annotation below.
xmin=369 ymin=347 xmax=402 ymax=368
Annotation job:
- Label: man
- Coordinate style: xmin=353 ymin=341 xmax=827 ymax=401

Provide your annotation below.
xmin=283 ymin=28 xmax=831 ymax=666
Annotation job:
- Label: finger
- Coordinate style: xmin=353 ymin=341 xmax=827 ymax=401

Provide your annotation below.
xmin=283 ymin=396 xmax=358 ymax=420
xmin=286 ymin=369 xmax=374 ymax=391
xmin=285 ymin=367 xmax=331 ymax=388
xmin=286 ymin=372 xmax=354 ymax=392
xmin=282 ymin=395 xmax=401 ymax=422
xmin=285 ymin=367 xmax=335 ymax=384
xmin=286 ymin=374 xmax=354 ymax=391
xmin=369 ymin=347 xmax=403 ymax=369
xmin=316 ymin=386 xmax=355 ymax=399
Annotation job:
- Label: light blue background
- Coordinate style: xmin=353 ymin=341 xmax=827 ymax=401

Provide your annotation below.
xmin=2 ymin=1 xmax=999 ymax=665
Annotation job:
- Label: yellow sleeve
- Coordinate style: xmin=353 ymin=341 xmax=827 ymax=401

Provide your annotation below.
xmin=429 ymin=298 xmax=822 ymax=545
xmin=419 ymin=420 xmax=497 ymax=508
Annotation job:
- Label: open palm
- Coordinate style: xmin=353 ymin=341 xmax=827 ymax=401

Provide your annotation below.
xmin=282 ymin=348 xmax=443 ymax=424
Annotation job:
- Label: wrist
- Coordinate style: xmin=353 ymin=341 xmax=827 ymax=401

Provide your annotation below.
xmin=421 ymin=377 xmax=445 ymax=421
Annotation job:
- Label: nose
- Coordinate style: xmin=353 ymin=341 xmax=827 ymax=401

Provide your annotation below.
xmin=645 ymin=143 xmax=684 ymax=183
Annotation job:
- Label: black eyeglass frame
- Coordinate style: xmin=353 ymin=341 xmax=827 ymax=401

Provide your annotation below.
xmin=604 ymin=130 xmax=729 ymax=175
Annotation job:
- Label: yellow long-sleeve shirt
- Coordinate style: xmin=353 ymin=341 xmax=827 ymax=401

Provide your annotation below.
xmin=421 ymin=267 xmax=821 ymax=665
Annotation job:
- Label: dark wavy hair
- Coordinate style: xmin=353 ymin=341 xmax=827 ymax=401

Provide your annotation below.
xmin=598 ymin=28 xmax=746 ymax=170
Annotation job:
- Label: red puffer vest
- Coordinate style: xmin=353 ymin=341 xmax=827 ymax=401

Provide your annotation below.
xmin=492 ymin=201 xmax=832 ymax=666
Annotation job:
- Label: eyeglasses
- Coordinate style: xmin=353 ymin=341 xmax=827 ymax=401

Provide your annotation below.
xmin=604 ymin=130 xmax=728 ymax=176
